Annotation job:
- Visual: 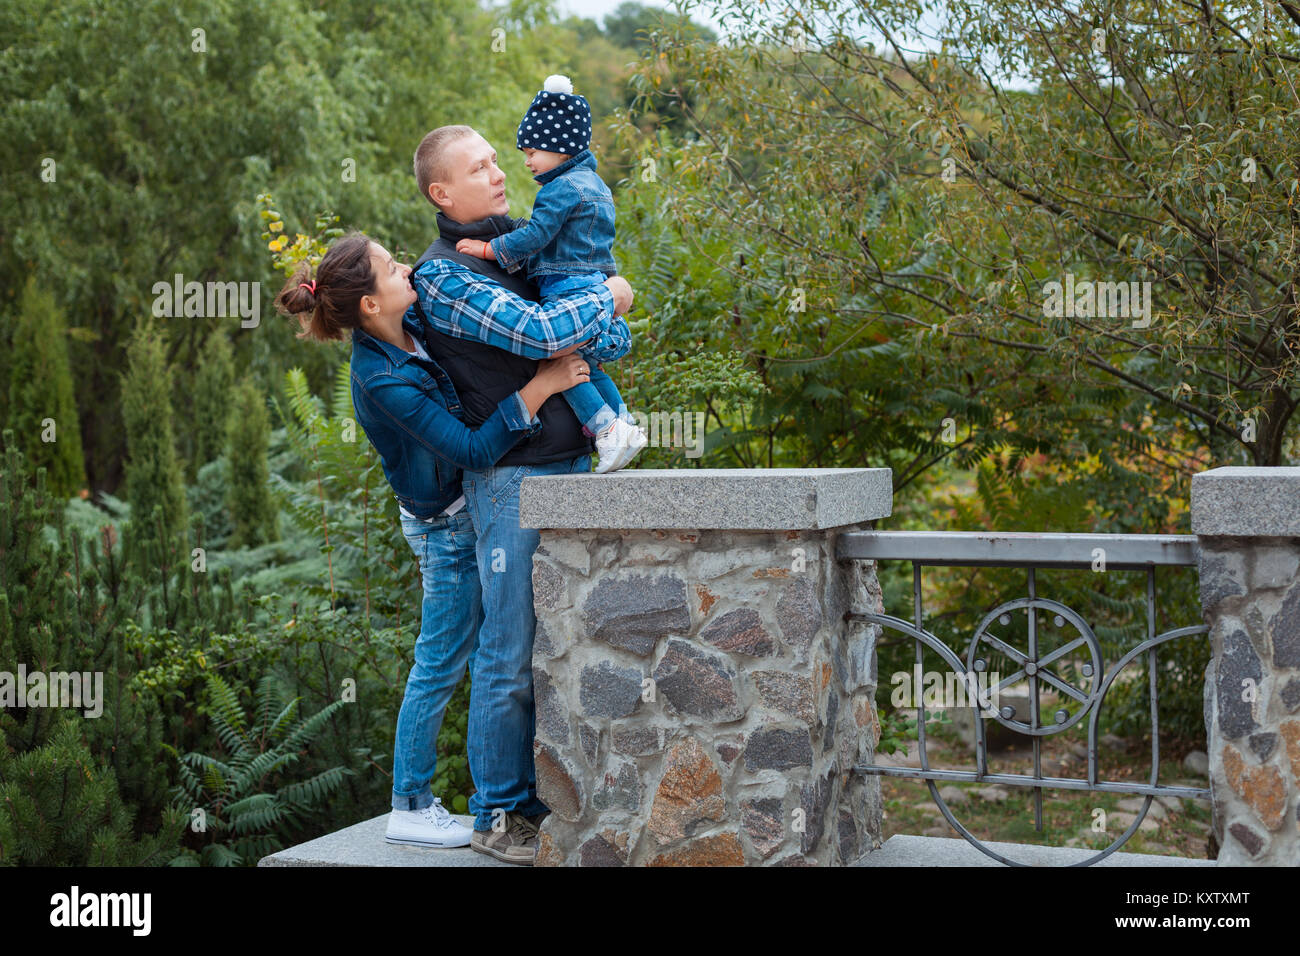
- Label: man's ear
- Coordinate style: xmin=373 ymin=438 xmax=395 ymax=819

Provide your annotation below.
xmin=427 ymin=181 xmax=448 ymax=209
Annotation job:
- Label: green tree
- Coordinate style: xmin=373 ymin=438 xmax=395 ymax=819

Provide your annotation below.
xmin=0 ymin=720 xmax=182 ymax=866
xmin=0 ymin=0 xmax=384 ymax=492
xmin=120 ymin=319 xmax=188 ymax=573
xmin=186 ymin=332 xmax=236 ymax=482
xmin=5 ymin=278 xmax=86 ymax=498
xmin=641 ymin=0 xmax=1300 ymax=484
xmin=603 ymin=1 xmax=717 ymax=49
xmin=225 ymin=381 xmax=279 ymax=549
xmin=0 ymin=432 xmax=184 ymax=864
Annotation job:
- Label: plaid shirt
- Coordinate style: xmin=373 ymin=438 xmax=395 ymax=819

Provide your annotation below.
xmin=411 ymin=258 xmax=630 ymax=361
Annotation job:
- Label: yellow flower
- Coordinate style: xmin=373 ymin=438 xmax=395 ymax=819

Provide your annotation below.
xmin=269 ymin=221 xmax=283 ymax=233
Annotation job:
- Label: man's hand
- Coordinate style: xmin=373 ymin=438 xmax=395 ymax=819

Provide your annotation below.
xmin=456 ymin=239 xmax=495 ymax=261
xmin=604 ymin=275 xmax=634 ymax=316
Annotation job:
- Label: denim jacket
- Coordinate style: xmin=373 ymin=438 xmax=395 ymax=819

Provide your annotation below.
xmin=349 ymin=312 xmax=539 ymax=519
xmin=488 ymin=149 xmax=617 ymax=279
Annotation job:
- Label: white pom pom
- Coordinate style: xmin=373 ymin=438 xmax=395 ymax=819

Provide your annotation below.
xmin=543 ymin=74 xmax=573 ymax=94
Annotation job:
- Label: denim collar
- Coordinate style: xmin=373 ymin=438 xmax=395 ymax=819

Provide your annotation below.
xmin=534 ymin=148 xmax=595 ymax=186
xmin=353 ymin=312 xmax=427 ymax=368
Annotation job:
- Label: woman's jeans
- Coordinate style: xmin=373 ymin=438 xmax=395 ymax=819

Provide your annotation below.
xmin=391 ymin=507 xmax=481 ymax=811
xmin=461 ymin=453 xmax=592 ymax=831
xmin=538 ymin=271 xmax=627 ymax=437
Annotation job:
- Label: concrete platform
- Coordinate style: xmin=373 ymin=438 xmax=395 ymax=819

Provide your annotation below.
xmin=258 ymin=813 xmax=513 ymax=867
xmin=853 ymin=834 xmax=1216 ymax=867
xmin=260 ymin=817 xmax=1217 ymax=868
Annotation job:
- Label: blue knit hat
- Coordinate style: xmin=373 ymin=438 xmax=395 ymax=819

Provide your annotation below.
xmin=516 ymin=74 xmax=592 ymax=155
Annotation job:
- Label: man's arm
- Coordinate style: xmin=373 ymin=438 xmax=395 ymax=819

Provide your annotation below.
xmin=413 ymin=257 xmax=618 ymax=359
xmin=486 ymin=180 xmax=577 ymax=273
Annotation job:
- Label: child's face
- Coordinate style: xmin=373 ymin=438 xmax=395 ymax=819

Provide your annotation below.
xmin=522 ymin=147 xmax=571 ymax=176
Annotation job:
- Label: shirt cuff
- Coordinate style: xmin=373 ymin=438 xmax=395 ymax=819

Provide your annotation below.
xmin=593 ymin=281 xmax=615 ymax=319
xmin=490 ymin=235 xmax=518 ymax=270
xmin=513 ymin=391 xmax=541 ymax=428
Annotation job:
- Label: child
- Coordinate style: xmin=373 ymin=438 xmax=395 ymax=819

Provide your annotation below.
xmin=456 ymin=74 xmax=647 ymax=474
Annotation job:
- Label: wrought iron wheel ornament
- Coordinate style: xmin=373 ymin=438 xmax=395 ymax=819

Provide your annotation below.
xmin=845 ymin=559 xmax=1210 ymax=867
xmin=967 ymin=597 xmax=1103 ymax=737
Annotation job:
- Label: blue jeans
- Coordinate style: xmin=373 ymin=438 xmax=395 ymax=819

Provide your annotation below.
xmin=538 ymin=272 xmax=627 ymax=437
xmin=461 ymin=453 xmax=593 ymax=831
xmin=392 ymin=508 xmax=481 ymax=811
xmin=564 ymin=365 xmax=625 ymax=436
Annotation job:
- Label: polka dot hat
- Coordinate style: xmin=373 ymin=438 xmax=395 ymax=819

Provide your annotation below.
xmin=516 ymin=74 xmax=592 ymax=155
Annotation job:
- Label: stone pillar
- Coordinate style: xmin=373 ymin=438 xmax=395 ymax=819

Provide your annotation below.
xmin=519 ymin=468 xmax=892 ymax=866
xmin=1192 ymin=467 xmax=1300 ymax=865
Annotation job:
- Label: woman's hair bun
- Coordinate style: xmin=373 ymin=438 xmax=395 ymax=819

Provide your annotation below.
xmin=275 ymin=261 xmax=317 ymax=317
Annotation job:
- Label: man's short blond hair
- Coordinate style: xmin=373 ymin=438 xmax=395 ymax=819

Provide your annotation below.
xmin=414 ymin=125 xmax=477 ymax=209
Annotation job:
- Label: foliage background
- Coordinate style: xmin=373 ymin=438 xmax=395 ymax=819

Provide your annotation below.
xmin=4 ymin=0 xmax=1288 ymax=862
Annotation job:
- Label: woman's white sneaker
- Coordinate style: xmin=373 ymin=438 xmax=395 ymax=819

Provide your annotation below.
xmin=385 ymin=797 xmax=472 ymax=848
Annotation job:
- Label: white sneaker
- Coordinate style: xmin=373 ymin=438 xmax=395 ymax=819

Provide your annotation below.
xmin=385 ymin=798 xmax=472 ymax=848
xmin=593 ymin=417 xmax=648 ymax=474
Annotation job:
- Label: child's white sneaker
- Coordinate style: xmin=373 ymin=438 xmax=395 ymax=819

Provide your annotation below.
xmin=385 ymin=798 xmax=472 ymax=848
xmin=593 ymin=418 xmax=648 ymax=474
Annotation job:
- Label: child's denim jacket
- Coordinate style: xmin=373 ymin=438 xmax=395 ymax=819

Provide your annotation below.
xmin=489 ymin=149 xmax=617 ymax=279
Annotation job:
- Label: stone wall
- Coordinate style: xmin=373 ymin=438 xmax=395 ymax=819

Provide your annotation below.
xmin=1192 ymin=467 xmax=1300 ymax=865
xmin=519 ymin=468 xmax=892 ymax=866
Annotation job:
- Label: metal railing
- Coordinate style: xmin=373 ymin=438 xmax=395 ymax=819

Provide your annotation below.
xmin=836 ymin=531 xmax=1210 ymax=866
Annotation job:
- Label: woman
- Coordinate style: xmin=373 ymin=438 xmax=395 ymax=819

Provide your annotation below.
xmin=274 ymin=232 xmax=592 ymax=849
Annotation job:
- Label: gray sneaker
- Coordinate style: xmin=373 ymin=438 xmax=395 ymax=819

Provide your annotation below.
xmin=470 ymin=812 xmax=538 ymax=865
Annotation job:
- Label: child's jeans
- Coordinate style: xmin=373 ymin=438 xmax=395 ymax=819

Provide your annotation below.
xmin=539 ymin=271 xmax=628 ymax=437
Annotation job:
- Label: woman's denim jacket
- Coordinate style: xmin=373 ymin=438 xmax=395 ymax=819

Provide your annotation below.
xmin=488 ymin=149 xmax=617 ymax=279
xmin=349 ymin=312 xmax=538 ymax=519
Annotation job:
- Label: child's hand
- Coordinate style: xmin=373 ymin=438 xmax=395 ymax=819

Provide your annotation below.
xmin=456 ymin=239 xmax=495 ymax=261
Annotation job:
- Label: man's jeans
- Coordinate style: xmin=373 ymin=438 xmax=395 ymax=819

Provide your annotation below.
xmin=461 ymin=453 xmax=592 ymax=831
xmin=392 ymin=508 xmax=481 ymax=811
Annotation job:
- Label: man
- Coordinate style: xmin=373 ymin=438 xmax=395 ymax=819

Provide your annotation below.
xmin=406 ymin=125 xmax=633 ymax=864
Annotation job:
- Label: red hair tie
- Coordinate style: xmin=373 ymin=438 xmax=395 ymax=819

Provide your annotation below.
xmin=299 ymin=280 xmax=317 ymax=294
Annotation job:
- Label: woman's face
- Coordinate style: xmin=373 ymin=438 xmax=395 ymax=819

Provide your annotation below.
xmin=363 ymin=242 xmax=416 ymax=322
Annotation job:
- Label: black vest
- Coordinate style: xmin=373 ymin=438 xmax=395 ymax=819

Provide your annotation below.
xmin=412 ymin=212 xmax=594 ymax=468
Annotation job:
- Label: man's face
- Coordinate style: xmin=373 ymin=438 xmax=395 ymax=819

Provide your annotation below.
xmin=430 ymin=132 xmax=508 ymax=222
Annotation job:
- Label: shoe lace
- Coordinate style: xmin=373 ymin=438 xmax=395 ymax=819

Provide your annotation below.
xmin=507 ymin=814 xmax=536 ymax=842
xmin=422 ymin=798 xmax=453 ymax=826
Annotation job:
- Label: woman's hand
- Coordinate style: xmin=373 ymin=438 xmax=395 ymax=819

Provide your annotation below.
xmin=536 ymin=353 xmax=591 ymax=394
xmin=518 ymin=354 xmax=590 ymax=418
